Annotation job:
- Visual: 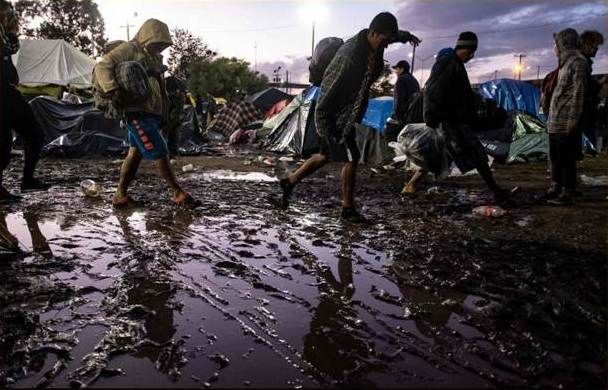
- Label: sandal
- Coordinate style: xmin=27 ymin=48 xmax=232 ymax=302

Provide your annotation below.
xmin=172 ymin=192 xmax=201 ymax=208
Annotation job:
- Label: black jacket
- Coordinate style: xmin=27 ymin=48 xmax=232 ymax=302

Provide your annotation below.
xmin=315 ymin=29 xmax=384 ymax=141
xmin=1 ymin=32 xmax=19 ymax=92
xmin=393 ymin=72 xmax=420 ymax=121
xmin=423 ymin=48 xmax=476 ymax=127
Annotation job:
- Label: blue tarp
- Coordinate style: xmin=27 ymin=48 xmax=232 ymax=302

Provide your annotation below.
xmin=362 ymin=97 xmax=394 ymax=133
xmin=303 ymin=87 xmax=394 ymax=133
xmin=479 ymin=78 xmax=541 ymax=118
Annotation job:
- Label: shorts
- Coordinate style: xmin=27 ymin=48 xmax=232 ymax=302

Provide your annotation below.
xmin=125 ymin=113 xmax=169 ymax=160
xmin=319 ymin=134 xmax=360 ymax=163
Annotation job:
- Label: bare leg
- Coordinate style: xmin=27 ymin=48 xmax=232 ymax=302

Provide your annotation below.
xmin=288 ymin=153 xmax=329 ymax=184
xmin=155 ymin=156 xmax=185 ymax=198
xmin=113 ymin=147 xmax=142 ymax=203
xmin=402 ymin=169 xmax=426 ymax=194
xmin=341 ymin=162 xmax=357 ymax=208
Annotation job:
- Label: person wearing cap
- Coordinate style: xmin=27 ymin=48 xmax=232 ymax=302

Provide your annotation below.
xmin=272 ymin=12 xmax=420 ymax=222
xmin=402 ymin=31 xmax=516 ymax=203
xmin=392 ymin=60 xmax=420 ymax=124
xmin=545 ymin=28 xmax=588 ymax=205
xmin=94 ymin=19 xmax=199 ymax=208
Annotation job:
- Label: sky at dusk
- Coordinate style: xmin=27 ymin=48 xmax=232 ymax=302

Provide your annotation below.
xmin=97 ymin=0 xmax=607 ymax=85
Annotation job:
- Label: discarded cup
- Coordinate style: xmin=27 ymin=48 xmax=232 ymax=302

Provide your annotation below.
xmin=182 ymin=164 xmax=194 ymax=172
xmin=80 ymin=179 xmax=102 ymax=198
xmin=472 ymin=205 xmax=506 ymax=217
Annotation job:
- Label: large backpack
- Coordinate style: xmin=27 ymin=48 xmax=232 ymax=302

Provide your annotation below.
xmin=308 ymin=37 xmax=344 ymax=86
xmin=93 ymin=61 xmax=150 ymax=118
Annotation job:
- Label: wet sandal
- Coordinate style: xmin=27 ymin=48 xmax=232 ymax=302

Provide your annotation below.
xmin=172 ymin=192 xmax=201 ymax=208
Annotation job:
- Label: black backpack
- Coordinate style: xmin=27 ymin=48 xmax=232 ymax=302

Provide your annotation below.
xmin=308 ymin=37 xmax=344 ymax=86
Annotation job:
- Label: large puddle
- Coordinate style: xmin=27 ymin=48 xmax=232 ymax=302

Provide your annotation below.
xmin=0 ymin=161 xmax=605 ymax=388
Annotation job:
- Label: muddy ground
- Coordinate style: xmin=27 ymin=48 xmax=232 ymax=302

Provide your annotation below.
xmin=1 ymin=148 xmax=606 ymax=388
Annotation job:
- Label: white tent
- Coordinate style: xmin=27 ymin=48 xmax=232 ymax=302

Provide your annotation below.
xmin=11 ymin=39 xmax=96 ymax=87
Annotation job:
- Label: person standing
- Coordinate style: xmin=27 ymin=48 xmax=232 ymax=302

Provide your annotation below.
xmin=0 ymin=0 xmax=50 ymax=203
xmin=392 ymin=59 xmax=420 ymax=123
xmin=273 ymin=12 xmax=420 ymax=222
xmin=402 ymin=32 xmax=515 ymax=202
xmin=578 ymin=30 xmax=604 ymax=152
xmin=545 ymin=28 xmax=588 ymax=205
xmin=94 ymin=19 xmax=198 ymax=207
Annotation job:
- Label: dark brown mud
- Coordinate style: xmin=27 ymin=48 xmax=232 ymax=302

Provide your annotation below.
xmin=1 ymin=150 xmax=606 ymax=388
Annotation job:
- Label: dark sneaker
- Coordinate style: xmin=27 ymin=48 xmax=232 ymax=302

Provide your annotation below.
xmin=21 ymin=178 xmax=51 ymax=192
xmin=547 ymin=195 xmax=575 ymax=206
xmin=493 ymin=186 xmax=521 ymax=204
xmin=543 ymin=187 xmax=562 ymax=200
xmin=340 ymin=207 xmax=366 ymax=223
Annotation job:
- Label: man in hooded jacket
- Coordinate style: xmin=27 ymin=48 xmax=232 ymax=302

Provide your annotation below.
xmin=94 ymin=19 xmax=198 ymax=207
xmin=545 ymin=28 xmax=588 ymax=205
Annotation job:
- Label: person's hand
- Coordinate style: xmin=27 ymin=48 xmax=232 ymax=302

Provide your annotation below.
xmin=407 ymin=33 xmax=421 ymax=47
xmin=391 ymin=30 xmax=421 ymax=47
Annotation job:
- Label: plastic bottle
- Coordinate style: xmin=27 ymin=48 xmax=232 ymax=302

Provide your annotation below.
xmin=182 ymin=164 xmax=194 ymax=172
xmin=472 ymin=205 xmax=506 ymax=217
xmin=80 ymin=179 xmax=102 ymax=198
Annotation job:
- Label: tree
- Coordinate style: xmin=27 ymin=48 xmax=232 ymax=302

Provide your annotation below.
xmin=167 ymin=28 xmax=216 ymax=80
xmin=14 ymin=0 xmax=107 ymax=57
xmin=370 ymin=64 xmax=393 ymax=97
xmin=188 ymin=57 xmax=269 ymax=99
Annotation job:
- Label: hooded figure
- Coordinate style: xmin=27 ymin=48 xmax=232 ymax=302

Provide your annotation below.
xmin=94 ymin=18 xmax=173 ymax=119
xmin=545 ymin=28 xmax=588 ymax=205
xmin=547 ymin=28 xmax=588 ymax=135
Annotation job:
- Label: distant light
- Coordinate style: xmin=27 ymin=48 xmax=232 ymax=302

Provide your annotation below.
xmin=408 ymin=52 xmax=413 ymax=58
xmin=298 ymin=2 xmax=329 ymax=22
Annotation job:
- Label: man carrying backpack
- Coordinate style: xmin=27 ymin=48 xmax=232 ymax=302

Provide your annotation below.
xmin=94 ymin=19 xmax=198 ymax=208
xmin=273 ymin=12 xmax=420 ymax=222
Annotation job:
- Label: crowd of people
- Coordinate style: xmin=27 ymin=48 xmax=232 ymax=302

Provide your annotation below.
xmin=1 ymin=3 xmax=605 ymax=222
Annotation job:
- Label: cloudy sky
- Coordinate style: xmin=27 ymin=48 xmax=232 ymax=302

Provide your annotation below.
xmin=98 ymin=0 xmax=607 ymax=85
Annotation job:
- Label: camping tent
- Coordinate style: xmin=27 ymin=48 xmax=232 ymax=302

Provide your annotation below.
xmin=246 ymin=87 xmax=292 ymax=114
xmin=478 ymin=78 xmax=541 ymax=118
xmin=263 ymin=86 xmax=387 ymax=162
xmin=478 ymin=112 xmax=548 ymax=163
xmin=12 ymin=39 xmax=96 ymax=87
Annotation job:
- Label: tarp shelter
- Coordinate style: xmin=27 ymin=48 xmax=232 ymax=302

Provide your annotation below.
xmin=478 ymin=79 xmax=541 ymax=118
xmin=263 ymin=86 xmax=386 ymax=163
xmin=206 ymin=101 xmax=264 ymax=138
xmin=12 ymin=39 xmax=96 ymax=87
xmin=246 ymin=88 xmax=292 ymax=114
xmin=477 ymin=112 xmax=548 ymax=163
xmin=361 ymin=96 xmax=394 ymax=132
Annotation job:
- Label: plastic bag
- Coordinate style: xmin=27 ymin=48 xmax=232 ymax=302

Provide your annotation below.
xmin=395 ymin=123 xmax=450 ymax=177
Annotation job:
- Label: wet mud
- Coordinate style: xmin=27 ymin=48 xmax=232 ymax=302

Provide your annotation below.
xmin=1 ymin=151 xmax=606 ymax=388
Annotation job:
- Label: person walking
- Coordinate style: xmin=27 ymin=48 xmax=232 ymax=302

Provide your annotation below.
xmin=273 ymin=12 xmax=420 ymax=222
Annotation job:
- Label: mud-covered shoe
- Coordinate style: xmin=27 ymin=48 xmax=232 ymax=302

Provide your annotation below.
xmin=21 ymin=178 xmax=51 ymax=192
xmin=547 ymin=194 xmax=575 ymax=206
xmin=340 ymin=207 xmax=366 ymax=223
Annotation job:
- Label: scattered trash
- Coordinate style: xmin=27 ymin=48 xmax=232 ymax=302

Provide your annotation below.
xmin=515 ymin=216 xmax=534 ymax=227
xmin=472 ymin=205 xmax=507 ymax=217
xmin=263 ymin=158 xmax=275 ymax=166
xmin=278 ymin=156 xmax=294 ymax=162
xmin=383 ymin=164 xmax=396 ymax=170
xmin=182 ymin=164 xmax=195 ymax=172
xmin=80 ymin=179 xmax=102 ymax=198
xmin=371 ymin=168 xmax=380 ymax=174
xmin=242 ymin=159 xmax=253 ymax=166
xmin=579 ymin=174 xmax=608 ymax=186
xmin=170 ymin=159 xmax=177 ymax=165
xmin=426 ymin=186 xmax=441 ymax=194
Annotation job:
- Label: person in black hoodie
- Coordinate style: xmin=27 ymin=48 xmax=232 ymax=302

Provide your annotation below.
xmin=273 ymin=12 xmax=420 ymax=222
xmin=402 ymin=31 xmax=515 ymax=202
xmin=0 ymin=1 xmax=49 ymax=203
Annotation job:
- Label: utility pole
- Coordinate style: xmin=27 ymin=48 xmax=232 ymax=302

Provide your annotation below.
xmin=311 ymin=21 xmax=315 ymax=58
xmin=120 ymin=12 xmax=137 ymax=41
xmin=254 ymin=42 xmax=257 ymax=72
xmin=410 ymin=44 xmax=417 ymax=74
xmin=285 ymin=70 xmax=289 ymax=94
xmin=494 ymin=70 xmax=498 ymax=80
xmin=514 ymin=53 xmax=527 ymax=81
xmin=537 ymin=65 xmax=540 ymax=80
